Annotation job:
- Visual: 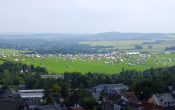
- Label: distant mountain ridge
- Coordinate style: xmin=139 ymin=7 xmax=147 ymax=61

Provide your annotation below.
xmin=0 ymin=32 xmax=175 ymax=41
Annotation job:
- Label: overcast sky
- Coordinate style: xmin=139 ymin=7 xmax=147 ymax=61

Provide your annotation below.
xmin=0 ymin=0 xmax=175 ymax=33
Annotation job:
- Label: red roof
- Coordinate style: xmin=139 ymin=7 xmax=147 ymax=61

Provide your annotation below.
xmin=107 ymin=94 xmax=121 ymax=102
xmin=69 ymin=107 xmax=85 ymax=110
xmin=122 ymin=92 xmax=139 ymax=103
xmin=140 ymin=102 xmax=165 ymax=110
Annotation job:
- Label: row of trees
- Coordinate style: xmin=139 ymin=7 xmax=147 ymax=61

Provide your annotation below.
xmin=0 ymin=38 xmax=112 ymax=54
xmin=0 ymin=62 xmax=98 ymax=109
xmin=0 ymin=62 xmax=175 ymax=109
xmin=0 ymin=62 xmax=47 ymax=87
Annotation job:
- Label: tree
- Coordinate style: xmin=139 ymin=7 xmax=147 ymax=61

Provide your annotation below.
xmin=46 ymin=95 xmax=54 ymax=104
xmin=134 ymin=45 xmax=143 ymax=49
xmin=148 ymin=45 xmax=153 ymax=49
xmin=1 ymin=69 xmax=11 ymax=86
xmin=61 ymin=83 xmax=69 ymax=98
xmin=13 ymin=76 xmax=25 ymax=85
xmin=52 ymin=83 xmax=61 ymax=94
xmin=81 ymin=96 xmax=98 ymax=110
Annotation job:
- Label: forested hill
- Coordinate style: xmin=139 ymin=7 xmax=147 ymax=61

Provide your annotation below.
xmin=90 ymin=32 xmax=174 ymax=41
xmin=166 ymin=46 xmax=175 ymax=50
xmin=0 ymin=32 xmax=174 ymax=54
xmin=0 ymin=32 xmax=174 ymax=41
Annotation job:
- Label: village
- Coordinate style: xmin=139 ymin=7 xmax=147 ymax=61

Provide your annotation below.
xmin=1 ymin=79 xmax=175 ymax=110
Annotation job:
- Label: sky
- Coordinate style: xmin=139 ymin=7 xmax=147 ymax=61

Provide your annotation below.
xmin=0 ymin=0 xmax=175 ymax=34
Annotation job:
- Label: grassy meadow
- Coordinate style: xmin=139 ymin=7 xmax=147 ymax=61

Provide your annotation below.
xmin=80 ymin=40 xmax=175 ymax=52
xmin=0 ymin=39 xmax=175 ymax=74
xmin=0 ymin=48 xmax=29 ymax=54
xmin=0 ymin=53 xmax=175 ymax=74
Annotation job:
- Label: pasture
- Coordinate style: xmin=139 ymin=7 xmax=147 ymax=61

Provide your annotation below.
xmin=0 ymin=60 xmax=3 ymax=64
xmin=0 ymin=48 xmax=29 ymax=54
xmin=1 ymin=53 xmax=175 ymax=74
xmin=80 ymin=40 xmax=175 ymax=52
xmin=0 ymin=48 xmax=175 ymax=74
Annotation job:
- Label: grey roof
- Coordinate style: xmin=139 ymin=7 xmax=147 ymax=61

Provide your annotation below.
xmin=38 ymin=104 xmax=62 ymax=110
xmin=0 ymin=99 xmax=26 ymax=110
xmin=19 ymin=89 xmax=44 ymax=98
xmin=154 ymin=93 xmax=175 ymax=106
xmin=93 ymin=83 xmax=128 ymax=100
xmin=96 ymin=83 xmax=128 ymax=88
xmin=0 ymin=90 xmax=19 ymax=99
xmin=19 ymin=89 xmax=44 ymax=92
xmin=20 ymin=92 xmax=44 ymax=98
xmin=41 ymin=75 xmax=64 ymax=79
xmin=94 ymin=83 xmax=128 ymax=92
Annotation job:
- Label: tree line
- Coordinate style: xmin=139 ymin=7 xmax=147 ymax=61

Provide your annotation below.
xmin=0 ymin=62 xmax=175 ymax=109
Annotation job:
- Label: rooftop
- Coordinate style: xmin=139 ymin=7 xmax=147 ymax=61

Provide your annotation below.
xmin=140 ymin=102 xmax=165 ymax=110
xmin=121 ymin=92 xmax=140 ymax=104
xmin=154 ymin=93 xmax=175 ymax=106
xmin=18 ymin=89 xmax=44 ymax=98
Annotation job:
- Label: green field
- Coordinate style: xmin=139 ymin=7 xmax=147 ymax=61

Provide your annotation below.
xmin=0 ymin=60 xmax=3 ymax=64
xmin=80 ymin=40 xmax=147 ymax=49
xmin=0 ymin=48 xmax=29 ymax=54
xmin=0 ymin=48 xmax=28 ymax=65
xmin=0 ymin=47 xmax=175 ymax=74
xmin=1 ymin=53 xmax=175 ymax=74
xmin=80 ymin=40 xmax=175 ymax=52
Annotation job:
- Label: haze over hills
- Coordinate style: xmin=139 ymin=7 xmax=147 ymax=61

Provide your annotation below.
xmin=0 ymin=32 xmax=175 ymax=41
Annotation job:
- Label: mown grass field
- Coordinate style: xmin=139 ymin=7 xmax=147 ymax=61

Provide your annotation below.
xmin=0 ymin=48 xmax=29 ymax=54
xmin=0 ymin=48 xmax=28 ymax=65
xmin=1 ymin=54 xmax=175 ymax=74
xmin=0 ymin=47 xmax=175 ymax=74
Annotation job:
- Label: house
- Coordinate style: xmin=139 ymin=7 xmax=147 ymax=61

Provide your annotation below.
xmin=18 ymin=85 xmax=27 ymax=89
xmin=93 ymin=84 xmax=128 ymax=93
xmin=18 ymin=89 xmax=44 ymax=110
xmin=148 ymin=93 xmax=175 ymax=107
xmin=0 ymin=90 xmax=18 ymax=99
xmin=126 ymin=52 xmax=140 ymax=55
xmin=168 ymin=86 xmax=175 ymax=95
xmin=38 ymin=103 xmax=62 ymax=110
xmin=0 ymin=90 xmax=27 ymax=110
xmin=101 ymin=92 xmax=140 ymax=110
xmin=93 ymin=83 xmax=128 ymax=100
xmin=140 ymin=102 xmax=165 ymax=110
xmin=68 ymin=106 xmax=85 ymax=110
xmin=101 ymin=94 xmax=123 ymax=110
xmin=121 ymin=92 xmax=140 ymax=109
xmin=18 ymin=89 xmax=44 ymax=101
xmin=121 ymin=92 xmax=140 ymax=104
xmin=0 ymin=99 xmax=27 ymax=110
xmin=41 ymin=75 xmax=64 ymax=79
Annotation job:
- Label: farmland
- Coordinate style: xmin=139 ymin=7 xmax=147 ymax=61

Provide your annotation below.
xmin=0 ymin=52 xmax=175 ymax=74
xmin=0 ymin=48 xmax=28 ymax=54
xmin=0 ymin=60 xmax=3 ymax=64
xmin=0 ymin=38 xmax=175 ymax=74
xmin=80 ymin=40 xmax=175 ymax=52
